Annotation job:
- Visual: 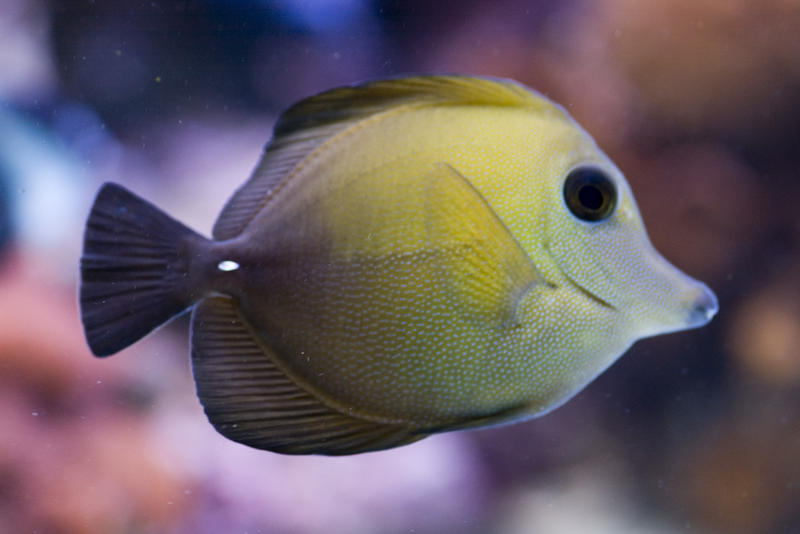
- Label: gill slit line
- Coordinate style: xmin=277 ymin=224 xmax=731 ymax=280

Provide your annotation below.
xmin=542 ymin=240 xmax=616 ymax=311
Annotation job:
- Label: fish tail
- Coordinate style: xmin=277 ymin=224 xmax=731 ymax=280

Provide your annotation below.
xmin=80 ymin=182 xmax=210 ymax=357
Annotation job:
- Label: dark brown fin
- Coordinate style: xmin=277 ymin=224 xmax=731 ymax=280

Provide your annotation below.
xmin=212 ymin=76 xmax=562 ymax=240
xmin=191 ymin=297 xmax=424 ymax=455
xmin=80 ymin=183 xmax=209 ymax=357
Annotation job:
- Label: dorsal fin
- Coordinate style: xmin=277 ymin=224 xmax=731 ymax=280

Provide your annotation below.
xmin=272 ymin=75 xmax=544 ymax=138
xmin=191 ymin=296 xmax=425 ymax=455
xmin=212 ymin=76 xmax=558 ymax=240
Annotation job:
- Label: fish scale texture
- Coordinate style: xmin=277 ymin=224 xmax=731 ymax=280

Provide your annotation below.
xmin=80 ymin=76 xmax=716 ymax=454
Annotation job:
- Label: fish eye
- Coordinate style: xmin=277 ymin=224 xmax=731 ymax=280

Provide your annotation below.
xmin=563 ymin=167 xmax=617 ymax=222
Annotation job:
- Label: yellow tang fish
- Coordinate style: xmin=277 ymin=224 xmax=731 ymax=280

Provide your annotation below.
xmin=80 ymin=76 xmax=717 ymax=455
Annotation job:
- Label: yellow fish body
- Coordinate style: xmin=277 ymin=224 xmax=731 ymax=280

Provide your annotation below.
xmin=80 ymin=76 xmax=717 ymax=455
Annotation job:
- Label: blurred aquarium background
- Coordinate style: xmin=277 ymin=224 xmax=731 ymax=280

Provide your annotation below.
xmin=1 ymin=0 xmax=799 ymax=533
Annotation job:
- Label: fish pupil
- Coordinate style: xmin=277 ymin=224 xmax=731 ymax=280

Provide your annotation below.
xmin=578 ymin=185 xmax=604 ymax=211
xmin=563 ymin=166 xmax=617 ymax=222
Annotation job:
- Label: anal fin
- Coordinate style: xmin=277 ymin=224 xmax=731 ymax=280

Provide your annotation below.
xmin=191 ymin=297 xmax=423 ymax=455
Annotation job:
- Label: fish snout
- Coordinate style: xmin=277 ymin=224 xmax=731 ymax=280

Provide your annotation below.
xmin=630 ymin=247 xmax=719 ymax=337
xmin=684 ymin=282 xmax=718 ymax=329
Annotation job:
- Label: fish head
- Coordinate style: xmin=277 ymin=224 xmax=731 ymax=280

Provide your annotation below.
xmin=540 ymin=137 xmax=717 ymax=341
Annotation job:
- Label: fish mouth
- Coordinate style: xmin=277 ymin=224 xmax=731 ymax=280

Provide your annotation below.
xmin=679 ymin=281 xmax=718 ymax=329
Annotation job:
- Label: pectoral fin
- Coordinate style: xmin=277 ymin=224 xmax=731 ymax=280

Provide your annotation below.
xmin=289 ymin=161 xmax=547 ymax=328
xmin=423 ymin=163 xmax=546 ymax=327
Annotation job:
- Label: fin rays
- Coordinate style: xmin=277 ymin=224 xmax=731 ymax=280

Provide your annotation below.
xmin=212 ymin=76 xmax=557 ymax=240
xmin=191 ymin=296 xmax=425 ymax=455
xmin=80 ymin=183 xmax=209 ymax=356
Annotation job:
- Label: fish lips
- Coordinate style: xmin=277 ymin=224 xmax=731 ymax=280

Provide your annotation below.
xmin=683 ymin=280 xmax=718 ymax=329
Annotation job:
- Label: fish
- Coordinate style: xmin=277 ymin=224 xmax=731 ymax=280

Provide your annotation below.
xmin=79 ymin=76 xmax=718 ymax=455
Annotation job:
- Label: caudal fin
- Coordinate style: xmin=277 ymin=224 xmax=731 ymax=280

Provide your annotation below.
xmin=80 ymin=183 xmax=208 ymax=357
